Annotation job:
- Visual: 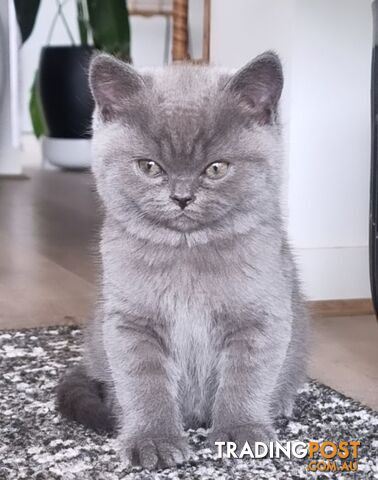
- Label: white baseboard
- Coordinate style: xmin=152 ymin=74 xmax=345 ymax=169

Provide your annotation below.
xmin=295 ymin=246 xmax=370 ymax=301
xmin=0 ymin=147 xmax=23 ymax=175
xmin=20 ymin=134 xmax=43 ymax=167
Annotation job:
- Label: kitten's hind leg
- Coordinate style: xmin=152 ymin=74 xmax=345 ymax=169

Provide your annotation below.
xmin=57 ymin=364 xmax=116 ymax=434
xmin=271 ymin=369 xmax=302 ymax=418
xmin=271 ymin=296 xmax=309 ymax=418
xmin=271 ymin=347 xmax=307 ymax=418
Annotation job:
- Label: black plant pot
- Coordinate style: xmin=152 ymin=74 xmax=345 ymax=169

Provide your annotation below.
xmin=39 ymin=45 xmax=95 ymax=139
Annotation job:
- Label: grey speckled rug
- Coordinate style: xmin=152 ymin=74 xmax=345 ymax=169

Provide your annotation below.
xmin=1 ymin=326 xmax=377 ymax=480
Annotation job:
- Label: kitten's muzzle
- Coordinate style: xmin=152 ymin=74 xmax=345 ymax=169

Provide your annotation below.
xmin=170 ymin=194 xmax=195 ymax=210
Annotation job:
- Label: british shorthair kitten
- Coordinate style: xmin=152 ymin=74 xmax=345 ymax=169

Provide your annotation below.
xmin=57 ymin=51 xmax=308 ymax=470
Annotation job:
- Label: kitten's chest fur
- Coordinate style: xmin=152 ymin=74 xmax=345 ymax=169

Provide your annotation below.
xmin=138 ymin=244 xmax=231 ymax=428
xmin=166 ymin=286 xmax=219 ymax=428
xmin=102 ymin=230 xmax=277 ymax=427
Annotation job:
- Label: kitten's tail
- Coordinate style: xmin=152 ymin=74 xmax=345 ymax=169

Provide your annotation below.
xmin=56 ymin=364 xmax=115 ymax=434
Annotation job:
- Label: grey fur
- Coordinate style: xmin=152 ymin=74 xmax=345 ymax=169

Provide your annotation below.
xmin=57 ymin=51 xmax=309 ymax=470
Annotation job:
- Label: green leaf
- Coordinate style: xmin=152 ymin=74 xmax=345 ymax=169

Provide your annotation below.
xmin=77 ymin=0 xmax=89 ymax=46
xmin=87 ymin=0 xmax=130 ymax=59
xmin=14 ymin=0 xmax=41 ymax=44
xmin=29 ymin=72 xmax=47 ymax=138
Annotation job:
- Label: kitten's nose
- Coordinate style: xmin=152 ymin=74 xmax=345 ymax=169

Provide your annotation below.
xmin=170 ymin=194 xmax=194 ymax=210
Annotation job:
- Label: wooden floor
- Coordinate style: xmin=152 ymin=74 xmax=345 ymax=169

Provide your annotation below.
xmin=1 ymin=169 xmax=377 ymax=410
xmin=0 ymin=169 xmax=98 ymax=328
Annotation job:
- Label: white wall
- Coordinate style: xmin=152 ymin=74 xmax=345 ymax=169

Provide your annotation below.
xmin=211 ymin=0 xmax=372 ymax=300
xmin=0 ymin=0 xmax=22 ymax=174
xmin=289 ymin=0 xmax=371 ymax=300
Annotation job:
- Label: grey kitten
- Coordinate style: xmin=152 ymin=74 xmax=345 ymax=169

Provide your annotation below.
xmin=57 ymin=51 xmax=309 ymax=470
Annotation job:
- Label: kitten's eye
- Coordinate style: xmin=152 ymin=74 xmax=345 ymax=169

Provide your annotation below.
xmin=138 ymin=159 xmax=163 ymax=177
xmin=204 ymin=161 xmax=229 ymax=179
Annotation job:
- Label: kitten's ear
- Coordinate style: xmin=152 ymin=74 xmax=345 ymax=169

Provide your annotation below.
xmin=89 ymin=53 xmax=145 ymax=121
xmin=226 ymin=51 xmax=283 ymax=124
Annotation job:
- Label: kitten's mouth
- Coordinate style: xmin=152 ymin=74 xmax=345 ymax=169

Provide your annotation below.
xmin=167 ymin=211 xmax=202 ymax=232
xmin=179 ymin=212 xmax=195 ymax=220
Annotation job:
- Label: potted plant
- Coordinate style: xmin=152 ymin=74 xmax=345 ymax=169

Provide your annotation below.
xmin=14 ymin=0 xmax=130 ymax=169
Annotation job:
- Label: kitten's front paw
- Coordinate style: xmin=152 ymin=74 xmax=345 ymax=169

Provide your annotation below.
xmin=119 ymin=434 xmax=191 ymax=470
xmin=209 ymin=422 xmax=277 ymax=453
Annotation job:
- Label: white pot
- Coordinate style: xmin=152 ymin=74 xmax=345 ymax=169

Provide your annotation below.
xmin=42 ymin=136 xmax=92 ymax=170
